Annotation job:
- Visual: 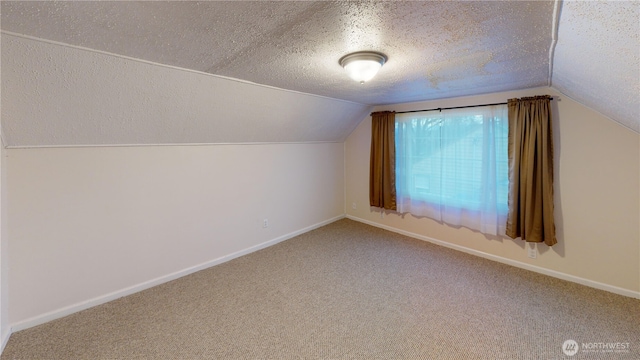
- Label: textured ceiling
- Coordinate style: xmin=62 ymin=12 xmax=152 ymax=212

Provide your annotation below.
xmin=1 ymin=0 xmax=638 ymax=138
xmin=552 ymin=0 xmax=639 ymax=132
xmin=1 ymin=1 xmax=553 ymax=103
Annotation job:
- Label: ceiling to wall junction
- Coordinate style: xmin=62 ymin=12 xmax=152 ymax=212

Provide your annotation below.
xmin=551 ymin=1 xmax=639 ymax=132
xmin=1 ymin=0 xmax=638 ymax=146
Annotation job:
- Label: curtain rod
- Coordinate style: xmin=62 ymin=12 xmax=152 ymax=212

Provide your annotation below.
xmin=379 ymin=97 xmax=554 ymax=115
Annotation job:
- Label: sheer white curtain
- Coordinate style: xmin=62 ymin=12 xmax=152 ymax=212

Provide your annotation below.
xmin=395 ymin=105 xmax=508 ymax=235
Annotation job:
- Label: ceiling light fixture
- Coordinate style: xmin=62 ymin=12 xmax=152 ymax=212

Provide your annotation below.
xmin=339 ymin=51 xmax=387 ymax=84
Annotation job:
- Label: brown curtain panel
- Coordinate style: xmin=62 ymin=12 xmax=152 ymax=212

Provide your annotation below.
xmin=369 ymin=111 xmax=397 ymax=210
xmin=506 ymin=96 xmax=556 ymax=246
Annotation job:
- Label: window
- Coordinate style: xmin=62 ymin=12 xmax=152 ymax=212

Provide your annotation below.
xmin=395 ymin=105 xmax=508 ymax=235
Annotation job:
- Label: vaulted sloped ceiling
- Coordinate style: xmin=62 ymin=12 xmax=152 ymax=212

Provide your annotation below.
xmin=1 ymin=1 xmax=638 ymax=147
xmin=552 ymin=1 xmax=639 ymax=132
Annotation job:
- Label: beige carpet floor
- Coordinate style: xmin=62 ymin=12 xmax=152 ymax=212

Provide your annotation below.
xmin=2 ymin=219 xmax=639 ymax=359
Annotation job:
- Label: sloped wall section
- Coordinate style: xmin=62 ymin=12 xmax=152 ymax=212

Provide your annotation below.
xmin=1 ymin=33 xmax=371 ymax=147
xmin=552 ymin=1 xmax=639 ymax=133
xmin=0 ymin=32 xmax=354 ymax=332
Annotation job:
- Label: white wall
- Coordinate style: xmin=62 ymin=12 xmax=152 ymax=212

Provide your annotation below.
xmin=8 ymin=142 xmax=345 ymax=329
xmin=346 ymin=87 xmax=640 ymax=297
xmin=0 ymin=138 xmax=8 ymax=349
xmin=1 ymin=33 xmax=370 ymax=147
xmin=0 ymin=31 xmax=357 ymax=332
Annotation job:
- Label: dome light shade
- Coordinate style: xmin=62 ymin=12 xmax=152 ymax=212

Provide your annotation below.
xmin=339 ymin=51 xmax=387 ymax=84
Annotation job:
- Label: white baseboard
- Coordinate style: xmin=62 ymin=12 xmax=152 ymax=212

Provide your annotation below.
xmin=346 ymin=215 xmax=640 ymax=300
xmin=10 ymin=215 xmax=345 ymax=333
xmin=1 ymin=328 xmax=10 ymax=354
